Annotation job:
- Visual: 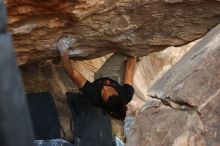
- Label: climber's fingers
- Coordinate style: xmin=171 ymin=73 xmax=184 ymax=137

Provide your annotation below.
xmin=54 ymin=36 xmax=76 ymax=55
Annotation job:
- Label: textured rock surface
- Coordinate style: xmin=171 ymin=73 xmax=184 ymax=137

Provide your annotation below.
xmin=127 ymin=24 xmax=220 ymax=146
xmin=4 ymin=0 xmax=220 ymax=65
xmin=134 ymin=40 xmax=196 ymax=101
xmin=128 ymin=104 xmax=205 ymax=146
xmin=20 ymin=42 xmax=194 ymax=141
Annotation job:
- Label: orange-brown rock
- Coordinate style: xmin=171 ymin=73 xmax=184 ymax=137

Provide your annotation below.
xmin=4 ymin=0 xmax=220 ymax=65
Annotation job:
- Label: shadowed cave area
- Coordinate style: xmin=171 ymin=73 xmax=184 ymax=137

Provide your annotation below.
xmin=0 ymin=0 xmax=220 ymax=146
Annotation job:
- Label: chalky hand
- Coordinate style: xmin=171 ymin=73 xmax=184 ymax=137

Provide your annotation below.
xmin=55 ymin=36 xmax=76 ymax=55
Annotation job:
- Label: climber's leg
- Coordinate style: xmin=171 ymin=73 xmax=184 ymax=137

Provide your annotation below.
xmin=94 ymin=53 xmax=127 ymax=83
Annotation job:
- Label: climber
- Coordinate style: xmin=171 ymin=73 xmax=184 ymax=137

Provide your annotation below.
xmin=55 ymin=36 xmax=136 ymax=117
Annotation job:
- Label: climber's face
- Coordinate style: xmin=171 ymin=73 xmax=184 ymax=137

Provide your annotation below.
xmin=101 ymin=86 xmax=119 ymax=102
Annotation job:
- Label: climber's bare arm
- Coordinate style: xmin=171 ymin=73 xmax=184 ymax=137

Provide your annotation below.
xmin=55 ymin=36 xmax=87 ymax=88
xmin=61 ymin=52 xmax=87 ymax=88
xmin=123 ymin=56 xmax=137 ymax=86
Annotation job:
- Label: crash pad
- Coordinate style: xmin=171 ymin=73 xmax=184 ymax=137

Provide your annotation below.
xmin=34 ymin=139 xmax=75 ymax=146
xmin=26 ymin=92 xmax=60 ymax=140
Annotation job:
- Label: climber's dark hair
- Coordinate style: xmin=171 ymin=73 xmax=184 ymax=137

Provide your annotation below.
xmin=100 ymin=95 xmax=127 ymax=120
xmin=101 ymin=95 xmax=122 ymax=111
xmin=107 ymin=106 xmax=127 ymax=120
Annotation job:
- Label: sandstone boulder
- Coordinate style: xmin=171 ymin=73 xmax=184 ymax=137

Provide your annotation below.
xmin=127 ymin=24 xmax=220 ymax=146
xmin=4 ymin=0 xmax=220 ymax=65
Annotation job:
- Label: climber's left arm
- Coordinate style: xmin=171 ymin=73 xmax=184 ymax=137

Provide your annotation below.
xmin=123 ymin=56 xmax=137 ymax=86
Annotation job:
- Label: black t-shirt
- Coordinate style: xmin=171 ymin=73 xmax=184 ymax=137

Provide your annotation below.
xmin=80 ymin=77 xmax=134 ymax=111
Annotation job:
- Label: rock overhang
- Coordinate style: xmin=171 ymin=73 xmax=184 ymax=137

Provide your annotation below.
xmin=4 ymin=0 xmax=220 ymax=65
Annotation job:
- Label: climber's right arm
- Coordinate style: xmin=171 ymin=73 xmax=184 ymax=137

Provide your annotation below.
xmin=60 ymin=52 xmax=87 ymax=88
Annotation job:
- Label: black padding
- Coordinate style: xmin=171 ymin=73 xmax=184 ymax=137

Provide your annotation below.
xmin=27 ymin=92 xmax=60 ymax=140
xmin=66 ymin=92 xmax=113 ymax=146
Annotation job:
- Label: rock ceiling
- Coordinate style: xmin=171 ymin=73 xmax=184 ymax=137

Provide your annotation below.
xmin=5 ymin=0 xmax=220 ymax=65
